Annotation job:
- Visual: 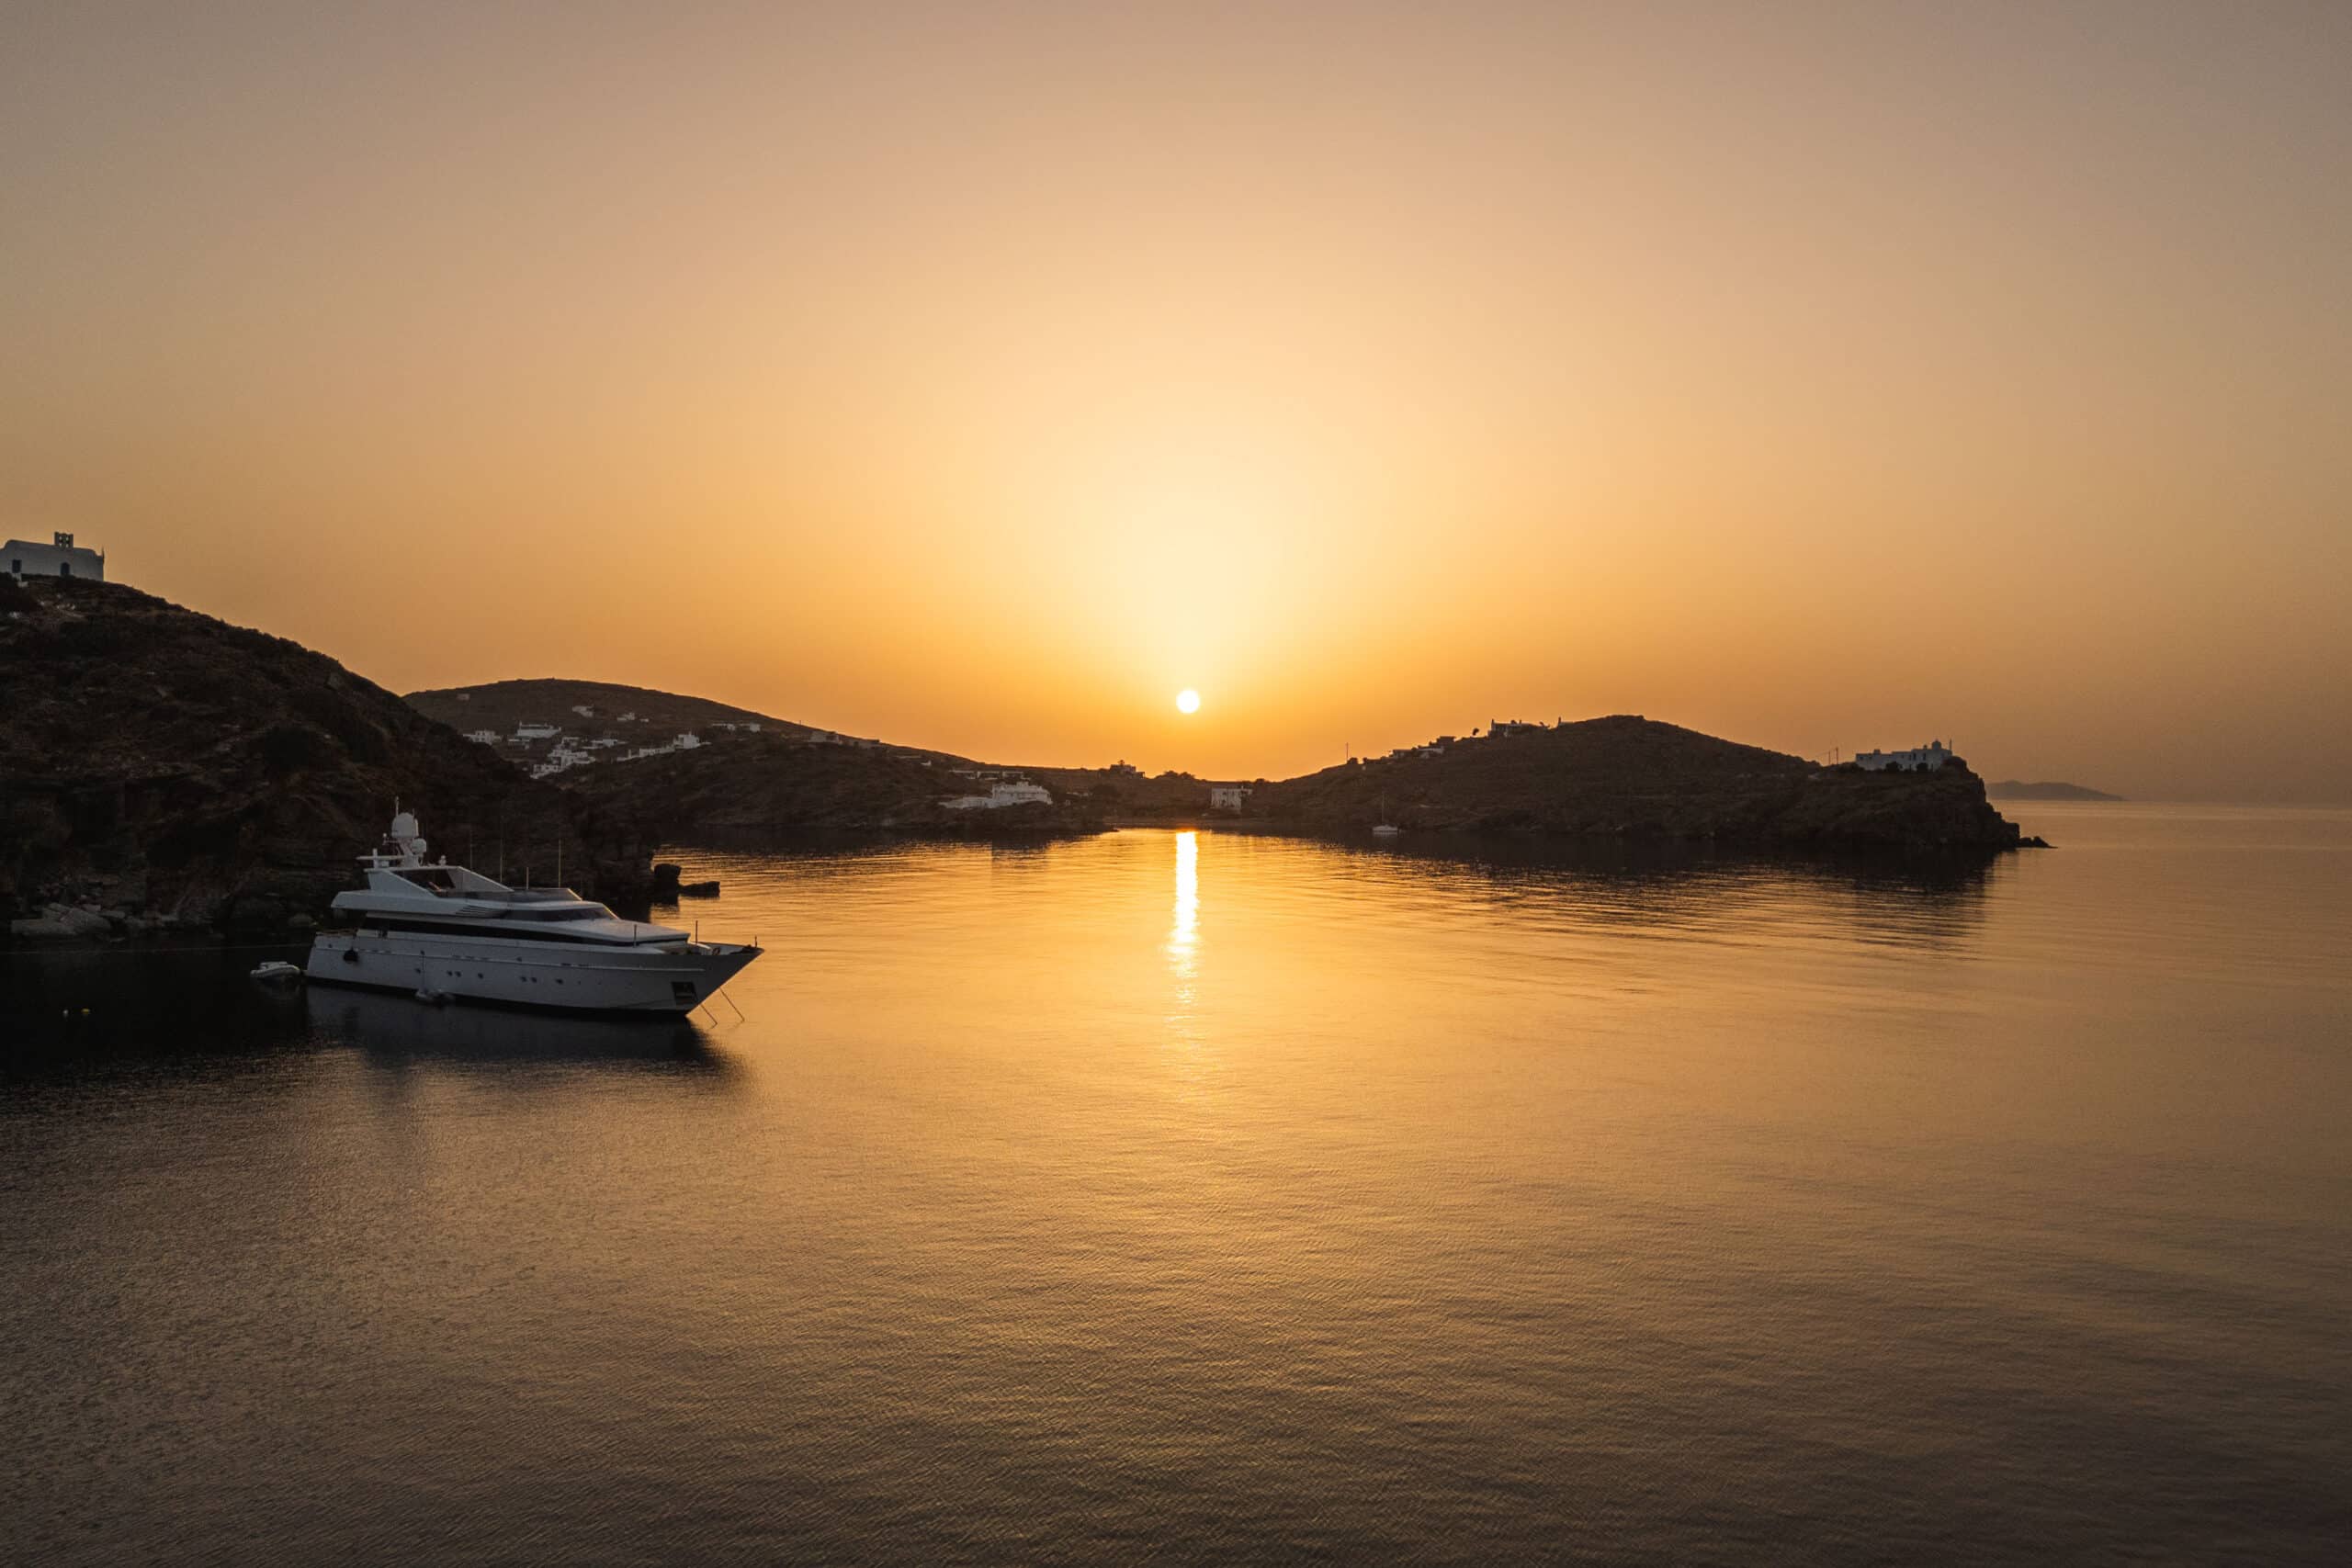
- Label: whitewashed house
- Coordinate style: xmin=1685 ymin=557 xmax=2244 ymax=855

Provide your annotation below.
xmin=464 ymin=729 xmax=501 ymax=745
xmin=1209 ymin=784 xmax=1251 ymax=810
xmin=1855 ymin=739 xmax=1955 ymax=773
xmin=5 ymin=531 xmax=105 ymax=581
xmin=944 ymin=782 xmax=1053 ymax=811
xmin=614 ymin=731 xmax=705 ymax=763
xmin=513 ymin=722 xmax=560 ymax=742
xmin=531 ymin=740 xmax=599 ymax=779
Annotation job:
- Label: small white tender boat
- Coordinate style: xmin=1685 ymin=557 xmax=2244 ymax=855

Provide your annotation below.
xmin=250 ymin=960 xmax=304 ymax=985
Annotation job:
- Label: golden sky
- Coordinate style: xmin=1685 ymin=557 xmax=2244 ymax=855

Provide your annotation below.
xmin=5 ymin=2 xmax=2347 ymax=799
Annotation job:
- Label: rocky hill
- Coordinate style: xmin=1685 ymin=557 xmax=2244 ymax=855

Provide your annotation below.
xmin=407 ymin=677 xmax=789 ymax=750
xmin=560 ymin=729 xmax=1103 ymax=839
xmin=404 ymin=678 xmax=971 ymax=773
xmin=2 ymin=579 xmax=652 ymax=933
xmin=1254 ymin=716 xmax=2028 ymax=852
xmin=407 ymin=678 xmax=1100 ymax=839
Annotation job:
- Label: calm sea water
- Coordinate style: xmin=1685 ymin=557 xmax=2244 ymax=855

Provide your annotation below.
xmin=5 ymin=805 xmax=2347 ymax=1565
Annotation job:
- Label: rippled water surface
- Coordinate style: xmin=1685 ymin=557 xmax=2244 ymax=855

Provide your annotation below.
xmin=5 ymin=806 xmax=2348 ymax=1564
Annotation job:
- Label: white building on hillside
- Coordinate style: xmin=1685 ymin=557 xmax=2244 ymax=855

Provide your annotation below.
xmin=614 ymin=731 xmax=705 ymax=763
xmin=464 ymin=729 xmax=500 ymax=745
xmin=1856 ymin=739 xmax=1955 ymax=773
xmin=944 ymin=781 xmax=1053 ymax=811
xmin=5 ymin=532 xmax=105 ymax=581
xmin=1209 ymin=784 xmax=1251 ymax=810
xmin=532 ymin=741 xmax=599 ymax=779
xmin=513 ymin=722 xmax=560 ymax=741
xmin=531 ymin=742 xmax=595 ymax=778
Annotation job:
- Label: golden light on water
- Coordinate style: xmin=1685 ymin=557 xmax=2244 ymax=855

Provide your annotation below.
xmin=1168 ymin=829 xmax=1199 ymax=979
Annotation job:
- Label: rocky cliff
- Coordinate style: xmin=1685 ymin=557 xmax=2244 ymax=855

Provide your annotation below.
xmin=1256 ymin=716 xmax=2027 ymax=852
xmin=1 ymin=579 xmax=652 ymax=933
xmin=563 ymin=729 xmax=1104 ymax=840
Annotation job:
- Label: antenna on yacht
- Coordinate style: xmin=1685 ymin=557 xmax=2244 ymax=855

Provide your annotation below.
xmin=556 ymin=829 xmax=563 ymax=888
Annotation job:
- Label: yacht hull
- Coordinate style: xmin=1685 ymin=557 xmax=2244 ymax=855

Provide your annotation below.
xmin=305 ymin=930 xmax=760 ymax=1014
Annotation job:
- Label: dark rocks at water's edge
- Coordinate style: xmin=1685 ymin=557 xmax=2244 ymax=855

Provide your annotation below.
xmin=650 ymin=863 xmax=720 ymax=898
xmin=1251 ymin=716 xmax=2034 ymax=853
xmin=2 ymin=578 xmax=654 ymax=940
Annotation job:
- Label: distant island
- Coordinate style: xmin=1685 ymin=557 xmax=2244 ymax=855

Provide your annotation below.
xmin=1985 ymin=780 xmax=2123 ymax=802
xmin=5 ymin=579 xmax=2037 ymax=940
xmin=1256 ymin=717 xmax=2030 ymax=852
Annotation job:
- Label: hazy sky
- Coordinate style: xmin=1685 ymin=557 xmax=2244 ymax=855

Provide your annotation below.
xmin=5 ymin=1 xmax=2347 ymax=798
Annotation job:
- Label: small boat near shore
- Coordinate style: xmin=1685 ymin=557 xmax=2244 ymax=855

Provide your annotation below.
xmin=304 ymin=810 xmax=761 ymax=1014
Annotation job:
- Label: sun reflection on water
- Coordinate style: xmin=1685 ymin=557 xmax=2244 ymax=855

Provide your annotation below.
xmin=1168 ymin=829 xmax=1198 ymax=983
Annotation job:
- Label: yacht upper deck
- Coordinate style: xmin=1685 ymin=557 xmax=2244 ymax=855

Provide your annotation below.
xmin=332 ymin=810 xmax=687 ymax=946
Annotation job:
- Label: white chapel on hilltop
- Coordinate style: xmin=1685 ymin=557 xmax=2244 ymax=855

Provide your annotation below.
xmin=5 ymin=531 xmax=105 ymax=582
xmin=1855 ymin=739 xmax=1955 ymax=773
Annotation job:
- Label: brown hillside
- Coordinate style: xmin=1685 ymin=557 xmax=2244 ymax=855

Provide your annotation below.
xmin=1257 ymin=716 xmax=2024 ymax=851
xmin=2 ymin=579 xmax=652 ymax=930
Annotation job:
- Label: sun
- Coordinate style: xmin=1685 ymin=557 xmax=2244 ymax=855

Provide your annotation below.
xmin=1175 ymin=688 xmax=1201 ymax=715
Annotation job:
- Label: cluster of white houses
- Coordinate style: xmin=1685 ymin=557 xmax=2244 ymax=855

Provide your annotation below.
xmin=5 ymin=532 xmax=105 ymax=582
xmin=458 ymin=718 xmax=710 ymax=779
xmin=458 ymin=705 xmax=926 ymax=788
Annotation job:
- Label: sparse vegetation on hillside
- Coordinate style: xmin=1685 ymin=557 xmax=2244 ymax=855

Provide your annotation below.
xmin=1256 ymin=716 xmax=2024 ymax=851
xmin=2 ymin=580 xmax=651 ymax=929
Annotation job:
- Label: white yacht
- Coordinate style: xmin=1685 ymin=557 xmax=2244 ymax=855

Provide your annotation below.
xmin=305 ymin=811 xmax=761 ymax=1013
